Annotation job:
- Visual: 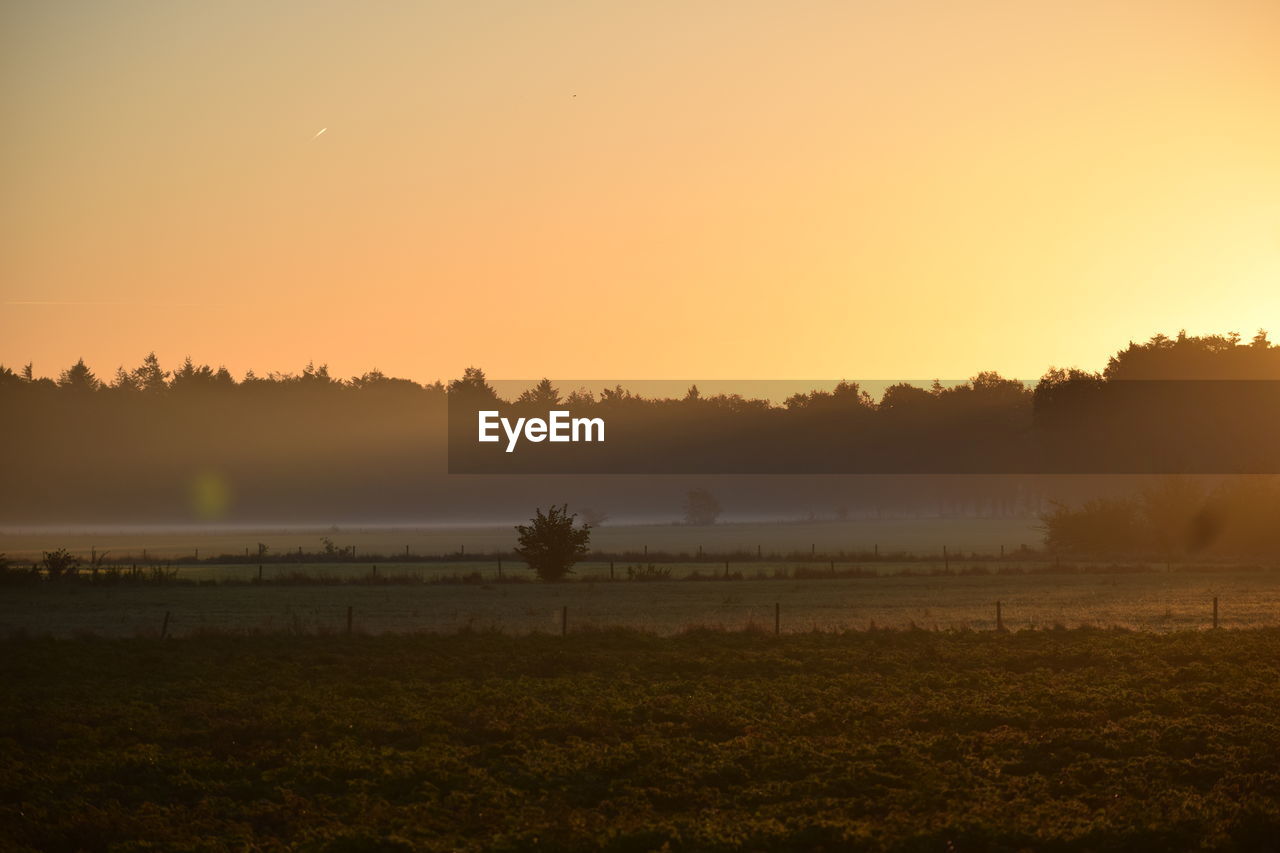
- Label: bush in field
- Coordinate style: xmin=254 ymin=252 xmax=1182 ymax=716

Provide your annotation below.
xmin=683 ymin=488 xmax=722 ymax=525
xmin=515 ymin=504 xmax=591 ymax=582
xmin=0 ymin=554 xmax=36 ymax=585
xmin=41 ymin=548 xmax=79 ymax=580
xmin=626 ymin=563 xmax=671 ymax=581
xmin=1042 ymin=477 xmax=1280 ymax=557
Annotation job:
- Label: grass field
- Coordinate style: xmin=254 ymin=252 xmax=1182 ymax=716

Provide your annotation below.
xmin=3 ymin=567 xmax=1278 ymax=637
xmin=0 ymin=517 xmax=1044 ymax=561
xmin=3 ymin=629 xmax=1280 ymax=851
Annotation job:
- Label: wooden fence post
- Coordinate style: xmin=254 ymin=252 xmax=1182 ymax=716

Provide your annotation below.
xmin=609 ymin=561 xmax=614 ymax=580
xmin=943 ymin=545 xmax=949 ymax=571
xmin=257 ymin=564 xmax=263 ymax=582
xmin=1213 ymin=596 xmax=1219 ymax=629
xmin=160 ymin=611 xmax=170 ymax=640
xmin=996 ymin=600 xmax=1004 ymax=632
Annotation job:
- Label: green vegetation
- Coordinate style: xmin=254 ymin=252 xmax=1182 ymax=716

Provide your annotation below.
xmin=1043 ymin=478 xmax=1280 ymax=557
xmin=515 ymin=505 xmax=592 ymax=581
xmin=3 ymin=629 xmax=1279 ymax=851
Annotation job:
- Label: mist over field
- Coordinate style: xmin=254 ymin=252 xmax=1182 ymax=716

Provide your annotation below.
xmin=5 ymin=332 xmax=1280 ymax=533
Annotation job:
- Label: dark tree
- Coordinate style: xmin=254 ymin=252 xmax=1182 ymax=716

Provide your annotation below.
xmin=57 ymin=359 xmax=100 ymax=392
xmin=41 ymin=548 xmax=79 ymax=580
xmin=132 ymin=352 xmax=168 ymax=392
xmin=683 ymin=488 xmax=722 ymax=525
xmin=516 ymin=378 xmax=561 ymax=407
xmin=515 ymin=504 xmax=591 ymax=581
xmin=580 ymin=507 xmax=610 ymax=527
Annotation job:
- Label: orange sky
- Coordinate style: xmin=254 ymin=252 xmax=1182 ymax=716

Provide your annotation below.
xmin=2 ymin=0 xmax=1278 ymax=384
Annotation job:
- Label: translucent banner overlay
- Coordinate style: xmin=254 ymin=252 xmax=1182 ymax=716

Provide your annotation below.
xmin=447 ymin=379 xmax=1280 ymax=474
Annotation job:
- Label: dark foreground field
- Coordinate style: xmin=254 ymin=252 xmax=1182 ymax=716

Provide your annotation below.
xmin=3 ymin=630 xmax=1280 ymax=852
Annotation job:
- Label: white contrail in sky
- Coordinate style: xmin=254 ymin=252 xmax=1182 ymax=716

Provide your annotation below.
xmin=310 ymin=127 xmax=327 ymax=141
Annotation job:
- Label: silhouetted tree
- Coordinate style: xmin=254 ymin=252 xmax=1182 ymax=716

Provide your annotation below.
xmin=514 ymin=505 xmax=591 ymax=581
xmin=516 ymin=378 xmax=562 ymax=407
xmin=132 ymin=352 xmax=168 ymax=392
xmin=683 ymin=488 xmax=722 ymax=525
xmin=41 ymin=548 xmax=79 ymax=580
xmin=57 ymin=359 xmax=99 ymax=392
xmin=448 ymin=366 xmax=499 ymax=401
xmin=580 ymin=507 xmax=610 ymax=527
xmin=1041 ymin=498 xmax=1140 ymax=555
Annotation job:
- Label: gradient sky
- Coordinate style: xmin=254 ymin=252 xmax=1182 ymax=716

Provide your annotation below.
xmin=2 ymin=0 xmax=1278 ymax=383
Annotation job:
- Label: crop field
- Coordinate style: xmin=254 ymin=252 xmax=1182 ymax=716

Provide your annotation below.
xmin=4 ymin=567 xmax=1279 ymax=637
xmin=0 ymin=517 xmax=1043 ymax=562
xmin=4 ymin=628 xmax=1280 ymax=851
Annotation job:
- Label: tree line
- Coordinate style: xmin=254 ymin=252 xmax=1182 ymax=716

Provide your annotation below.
xmin=2 ymin=330 xmax=1277 ymax=526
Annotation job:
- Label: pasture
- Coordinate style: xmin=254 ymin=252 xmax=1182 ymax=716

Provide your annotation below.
xmin=0 ymin=517 xmax=1044 ymax=562
xmin=3 ymin=566 xmax=1278 ymax=637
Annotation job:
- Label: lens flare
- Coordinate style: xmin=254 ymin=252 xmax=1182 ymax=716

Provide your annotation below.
xmin=189 ymin=471 xmax=231 ymax=520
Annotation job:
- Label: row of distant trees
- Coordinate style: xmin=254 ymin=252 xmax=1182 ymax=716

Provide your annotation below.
xmin=2 ymin=330 xmax=1278 ymax=528
xmin=0 ymin=355 xmax=435 ymax=396
xmin=1042 ymin=477 xmax=1280 ymax=557
xmin=5 ymin=328 xmax=1275 ymax=399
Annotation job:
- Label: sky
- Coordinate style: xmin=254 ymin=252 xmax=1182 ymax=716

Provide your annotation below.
xmin=2 ymin=0 xmax=1278 ymax=384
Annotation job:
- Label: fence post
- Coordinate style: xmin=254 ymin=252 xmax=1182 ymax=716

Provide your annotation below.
xmin=610 ymin=561 xmax=614 ymax=580
xmin=561 ymin=605 xmax=568 ymax=637
xmin=258 ymin=564 xmax=263 ymax=582
xmin=775 ymin=602 xmax=780 ymax=635
xmin=372 ymin=564 xmax=377 ymax=579
xmin=346 ymin=605 xmax=353 ymax=636
xmin=725 ymin=560 xmax=730 ymax=578
xmin=874 ymin=544 xmax=879 ymax=559
xmin=160 ymin=610 xmax=170 ymax=640
xmin=1213 ymin=596 xmax=1219 ymax=629
xmin=996 ymin=600 xmax=1004 ymax=632
xmin=757 ymin=544 xmax=762 ymax=559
